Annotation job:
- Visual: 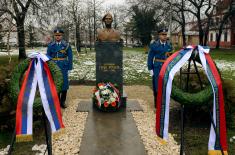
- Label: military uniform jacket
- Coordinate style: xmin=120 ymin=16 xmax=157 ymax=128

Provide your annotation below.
xmin=47 ymin=40 xmax=73 ymax=91
xmin=147 ymin=40 xmax=172 ymax=75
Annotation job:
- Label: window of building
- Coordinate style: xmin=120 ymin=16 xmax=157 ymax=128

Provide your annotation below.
xmin=224 ymin=31 xmax=228 ymax=42
xmin=210 ymin=33 xmax=213 ymax=41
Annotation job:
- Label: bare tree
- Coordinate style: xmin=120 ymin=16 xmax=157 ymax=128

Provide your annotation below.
xmin=216 ymin=0 xmax=235 ymax=49
xmin=0 ymin=15 xmax=15 ymax=63
xmin=0 ymin=0 xmax=60 ymax=60
xmin=0 ymin=0 xmax=32 ymax=60
xmin=86 ymin=0 xmax=103 ymax=47
xmin=87 ymin=6 xmax=92 ymax=50
xmin=203 ymin=0 xmax=215 ymax=45
xmin=184 ymin=0 xmax=213 ymax=45
xmin=88 ymin=0 xmax=103 ymax=44
xmin=66 ymin=0 xmax=85 ymax=52
xmin=6 ymin=17 xmax=14 ymax=64
xmin=165 ymin=0 xmax=187 ymax=46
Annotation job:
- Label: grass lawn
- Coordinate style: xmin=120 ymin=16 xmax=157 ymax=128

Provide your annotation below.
xmin=123 ymin=47 xmax=145 ymax=52
xmin=0 ymin=121 xmax=49 ymax=155
xmin=210 ymin=48 xmax=235 ymax=61
xmin=169 ymin=105 xmax=235 ymax=155
xmin=0 ymin=55 xmax=18 ymax=66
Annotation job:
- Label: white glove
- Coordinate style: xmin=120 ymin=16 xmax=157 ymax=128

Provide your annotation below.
xmin=149 ymin=70 xmax=154 ymax=76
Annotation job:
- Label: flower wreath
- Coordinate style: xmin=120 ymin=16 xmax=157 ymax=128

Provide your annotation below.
xmin=171 ymin=54 xmax=215 ymax=106
xmin=9 ymin=58 xmax=63 ymax=109
xmin=92 ymin=82 xmax=121 ymax=111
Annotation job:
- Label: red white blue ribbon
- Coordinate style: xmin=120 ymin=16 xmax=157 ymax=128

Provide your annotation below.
xmin=16 ymin=52 xmax=64 ymax=142
xmin=155 ymin=46 xmax=228 ymax=154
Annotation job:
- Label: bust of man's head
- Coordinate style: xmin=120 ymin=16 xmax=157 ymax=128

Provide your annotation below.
xmin=102 ymin=13 xmax=113 ymax=29
xmin=97 ymin=12 xmax=120 ymax=42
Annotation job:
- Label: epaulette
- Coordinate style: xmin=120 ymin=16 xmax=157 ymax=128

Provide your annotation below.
xmin=48 ymin=41 xmax=56 ymax=46
xmin=150 ymin=40 xmax=159 ymax=49
xmin=155 ymin=40 xmax=161 ymax=46
xmin=61 ymin=40 xmax=68 ymax=47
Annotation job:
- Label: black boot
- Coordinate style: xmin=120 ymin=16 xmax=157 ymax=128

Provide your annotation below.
xmin=60 ymin=91 xmax=67 ymax=109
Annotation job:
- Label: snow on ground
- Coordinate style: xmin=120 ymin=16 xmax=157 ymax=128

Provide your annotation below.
xmin=1 ymin=48 xmax=234 ymax=81
xmin=70 ymin=51 xmax=235 ymax=81
xmin=0 ymin=47 xmax=47 ymax=56
xmin=69 ymin=51 xmax=150 ymax=82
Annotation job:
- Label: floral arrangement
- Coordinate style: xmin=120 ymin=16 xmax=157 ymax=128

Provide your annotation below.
xmin=92 ymin=82 xmax=121 ymax=111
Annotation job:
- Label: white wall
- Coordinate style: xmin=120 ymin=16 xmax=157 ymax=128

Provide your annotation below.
xmin=209 ymin=29 xmax=231 ymax=42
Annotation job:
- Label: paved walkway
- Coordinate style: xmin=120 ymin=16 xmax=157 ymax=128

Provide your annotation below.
xmin=79 ymin=100 xmax=147 ymax=155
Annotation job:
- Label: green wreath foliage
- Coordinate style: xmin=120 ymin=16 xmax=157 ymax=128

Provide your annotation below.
xmin=171 ymin=84 xmax=213 ymax=106
xmin=170 ymin=55 xmax=214 ymax=106
xmin=8 ymin=58 xmax=63 ymax=109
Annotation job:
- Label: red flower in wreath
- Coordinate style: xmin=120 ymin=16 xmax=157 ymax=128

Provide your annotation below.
xmin=104 ymin=101 xmax=109 ymax=107
xmin=111 ymin=101 xmax=116 ymax=107
xmin=98 ymin=83 xmax=104 ymax=87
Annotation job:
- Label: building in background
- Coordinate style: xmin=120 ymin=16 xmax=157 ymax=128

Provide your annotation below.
xmin=208 ymin=0 xmax=235 ymax=48
xmin=171 ymin=22 xmax=199 ymax=48
xmin=172 ymin=0 xmax=234 ymax=48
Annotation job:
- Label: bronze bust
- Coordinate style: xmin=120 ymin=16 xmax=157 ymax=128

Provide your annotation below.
xmin=97 ymin=13 xmax=121 ymax=42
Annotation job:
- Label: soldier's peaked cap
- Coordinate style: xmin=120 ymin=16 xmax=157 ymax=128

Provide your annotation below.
xmin=158 ymin=28 xmax=168 ymax=34
xmin=54 ymin=28 xmax=64 ymax=34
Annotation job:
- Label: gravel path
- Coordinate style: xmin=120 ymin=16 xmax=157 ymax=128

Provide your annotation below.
xmin=0 ymin=85 xmax=180 ymax=155
xmin=52 ymin=98 xmax=88 ymax=155
xmin=132 ymin=99 xmax=179 ymax=155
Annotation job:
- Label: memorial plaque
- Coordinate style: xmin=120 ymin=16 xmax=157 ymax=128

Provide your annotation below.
xmin=95 ymin=41 xmax=123 ymax=95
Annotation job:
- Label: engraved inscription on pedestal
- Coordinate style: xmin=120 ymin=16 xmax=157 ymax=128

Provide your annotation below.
xmin=95 ymin=42 xmax=123 ymax=95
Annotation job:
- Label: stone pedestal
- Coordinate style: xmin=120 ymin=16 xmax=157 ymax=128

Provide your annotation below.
xmin=95 ymin=41 xmax=126 ymax=107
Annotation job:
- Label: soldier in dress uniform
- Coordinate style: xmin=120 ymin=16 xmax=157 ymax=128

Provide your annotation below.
xmin=47 ymin=28 xmax=73 ymax=108
xmin=147 ymin=28 xmax=173 ymax=108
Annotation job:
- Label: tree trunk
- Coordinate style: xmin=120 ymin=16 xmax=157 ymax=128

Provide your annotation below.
xmin=216 ymin=11 xmax=233 ymax=49
xmin=182 ymin=27 xmax=186 ymax=46
xmin=216 ymin=25 xmax=223 ymax=49
xmin=7 ymin=19 xmax=13 ymax=64
xmin=89 ymin=16 xmax=92 ymax=51
xmin=196 ymin=11 xmax=204 ymax=45
xmin=203 ymin=18 xmax=211 ymax=46
xmin=204 ymin=0 xmax=213 ymax=46
xmin=17 ymin=21 xmax=26 ymax=61
xmin=125 ymin=30 xmax=128 ymax=47
xmin=76 ymin=23 xmax=81 ymax=52
xmin=93 ymin=0 xmax=96 ymax=46
xmin=181 ymin=1 xmax=186 ymax=47
xmin=203 ymin=31 xmax=209 ymax=46
xmin=198 ymin=23 xmax=204 ymax=45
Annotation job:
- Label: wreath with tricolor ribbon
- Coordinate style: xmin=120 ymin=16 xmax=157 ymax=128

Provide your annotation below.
xmin=9 ymin=52 xmax=65 ymax=142
xmin=156 ymin=45 xmax=228 ymax=154
xmin=9 ymin=56 xmax=63 ymax=109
